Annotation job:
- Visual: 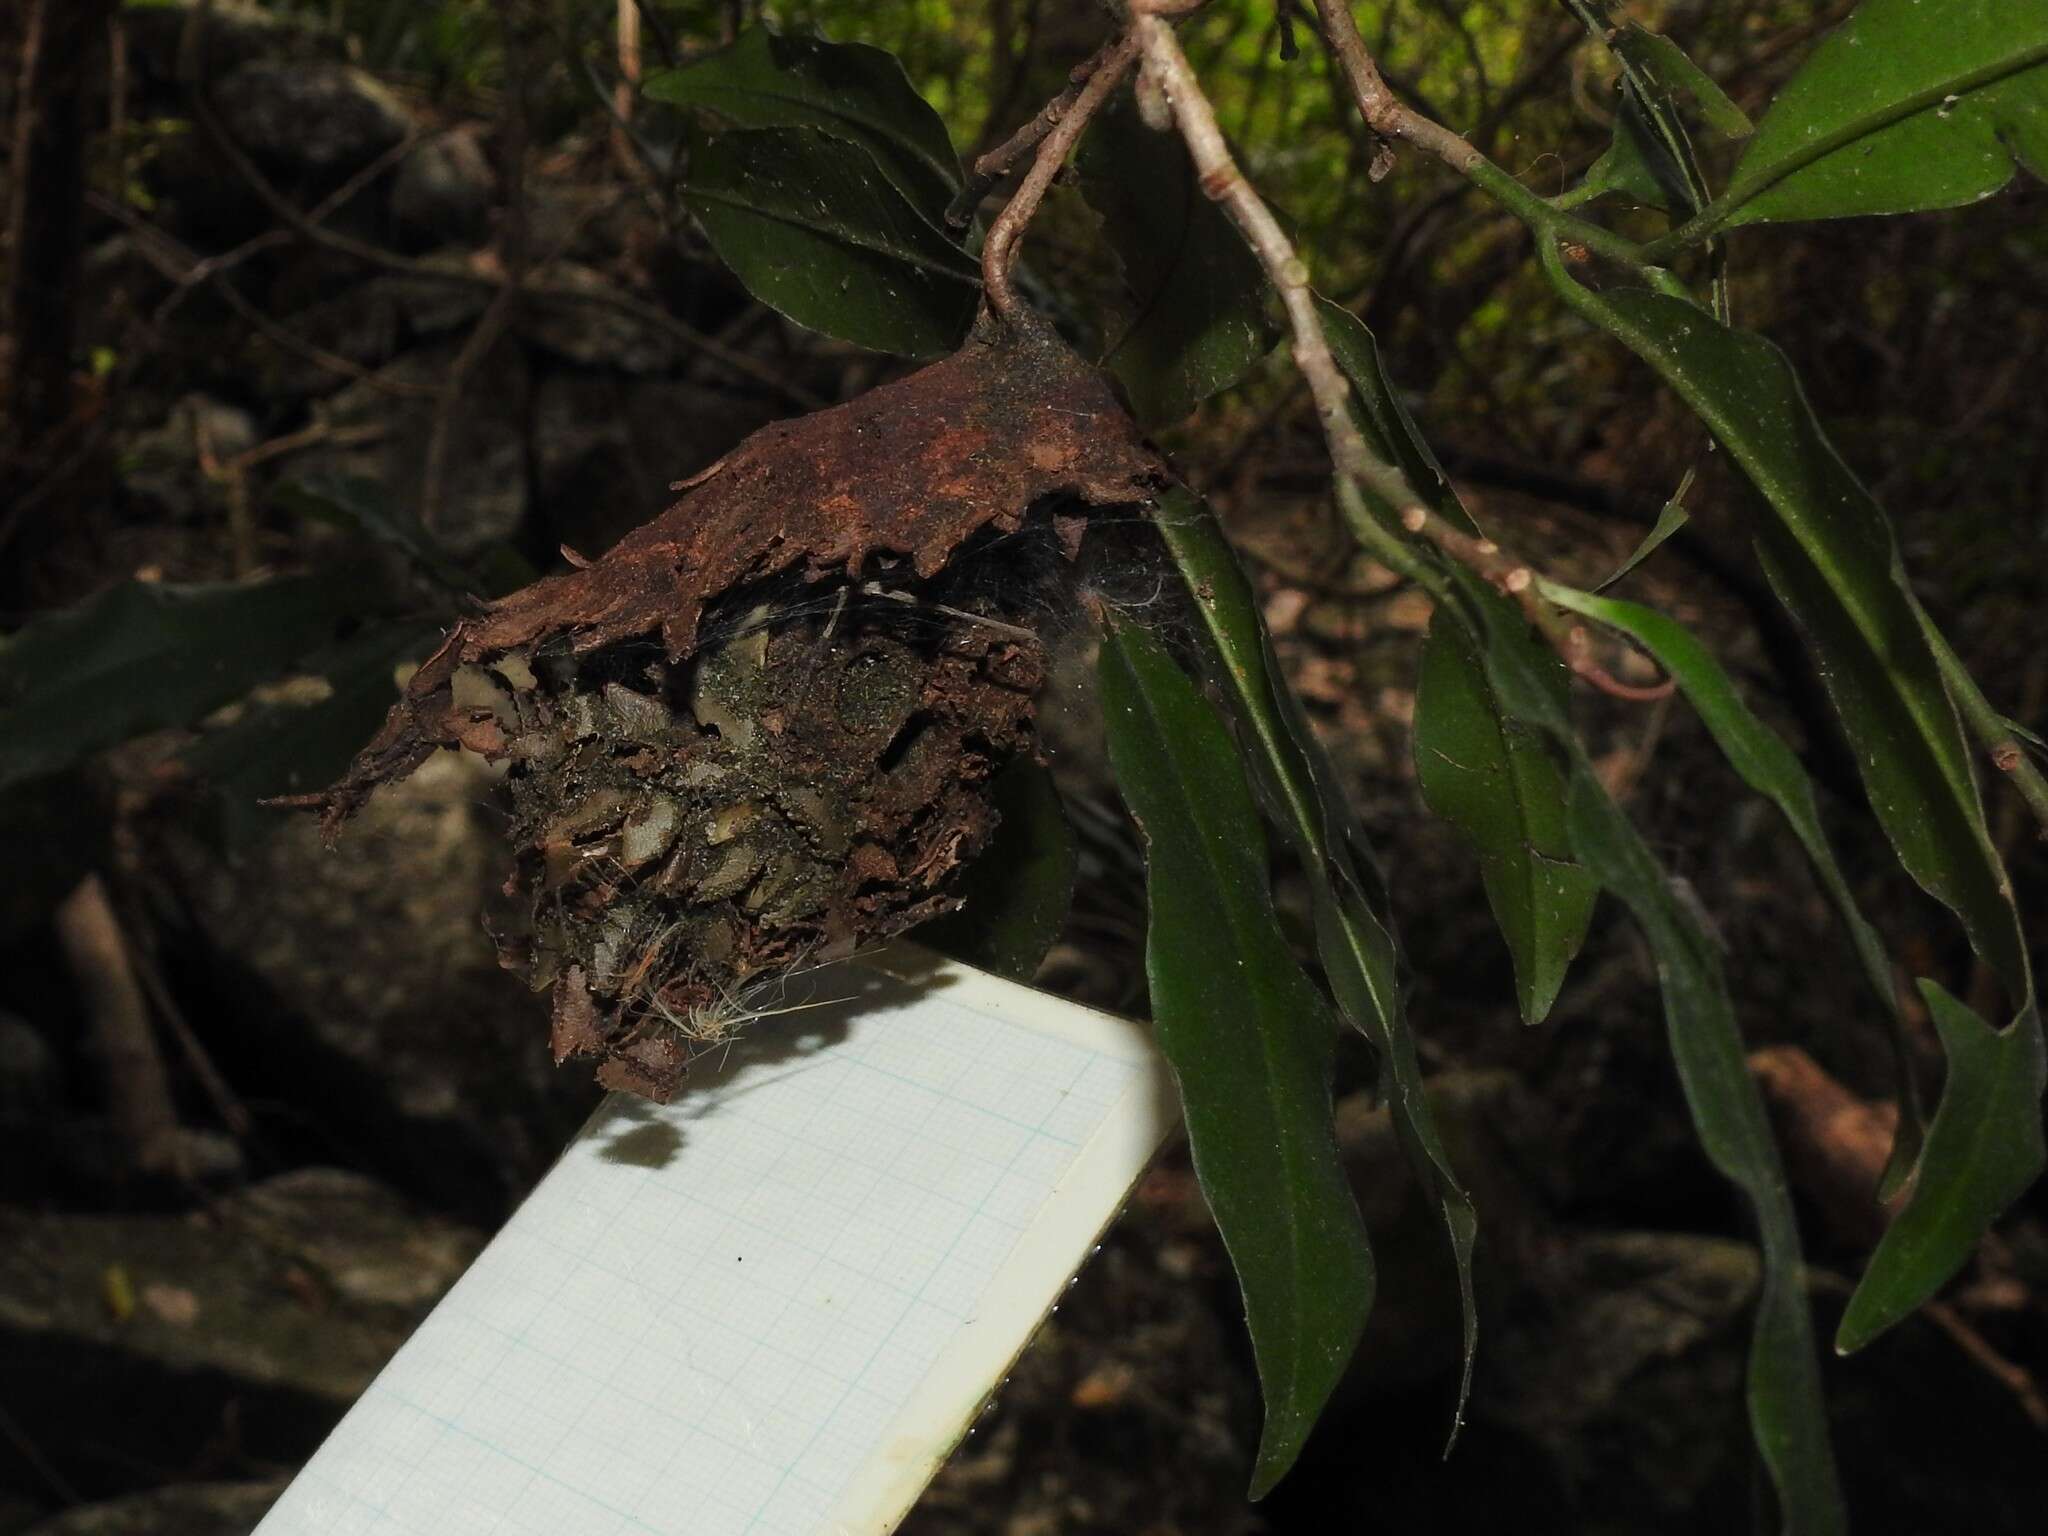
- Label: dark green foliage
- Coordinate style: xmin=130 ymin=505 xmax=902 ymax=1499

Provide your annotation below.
xmin=683 ymin=126 xmax=979 ymax=357
xmin=1726 ymin=0 xmax=2048 ymax=225
xmin=0 ymin=574 xmax=372 ymax=791
xmin=1414 ymin=613 xmax=1594 ymax=1025
xmin=646 ymin=25 xmax=962 ymax=221
xmin=1098 ymin=617 xmax=1375 ymax=1498
xmin=916 ymin=760 xmax=1076 ymax=983
xmin=1077 ymin=96 xmax=1275 ymax=426
xmin=1837 ymin=980 xmax=2047 ymax=1352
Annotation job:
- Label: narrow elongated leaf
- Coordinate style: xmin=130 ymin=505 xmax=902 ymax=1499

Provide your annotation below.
xmin=1317 ymin=297 xmax=1477 ymax=535
xmin=1596 ymin=489 xmax=1690 ymax=590
xmin=916 ymin=760 xmax=1076 ymax=983
xmin=1076 ymin=97 xmax=1275 ymax=426
xmin=1414 ymin=614 xmax=1596 ymax=1024
xmin=181 ymin=620 xmax=439 ymax=847
xmin=1615 ymin=24 xmax=1753 ymax=139
xmin=683 ymin=127 xmax=979 ymax=358
xmin=1447 ymin=573 xmax=1845 ymax=1535
xmin=0 ymin=574 xmax=371 ymax=790
xmin=645 ymin=26 xmax=961 ymax=223
xmin=1541 ymin=582 xmax=1924 ymax=1174
xmin=1578 ymin=94 xmax=1687 ymax=211
xmin=1148 ymin=489 xmax=1478 ymax=1440
xmin=274 ymin=471 xmax=473 ymax=592
xmin=1726 ymin=0 xmax=2048 ymax=225
xmin=1837 ymin=981 xmax=2047 ymax=1353
xmin=1562 ymin=1 xmax=1714 ymax=220
xmin=1545 ymin=275 xmax=2028 ymax=1004
xmin=1099 ymin=617 xmax=1375 ymax=1498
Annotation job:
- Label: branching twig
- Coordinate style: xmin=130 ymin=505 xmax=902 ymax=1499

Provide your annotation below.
xmin=1133 ymin=8 xmax=1669 ymax=704
xmin=1310 ymin=0 xmax=1674 ymax=288
xmin=86 ymin=190 xmax=441 ymax=400
xmin=176 ymin=2 xmax=818 ymax=408
xmin=979 ymin=33 xmax=1141 ymax=313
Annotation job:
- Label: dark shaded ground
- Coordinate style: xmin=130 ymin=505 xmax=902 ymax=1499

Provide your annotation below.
xmin=2 ymin=3 xmax=2045 ymax=1532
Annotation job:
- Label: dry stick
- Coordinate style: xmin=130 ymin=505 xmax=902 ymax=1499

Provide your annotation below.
xmin=198 ymin=420 xmax=391 ymax=575
xmin=613 ymin=0 xmax=641 ymax=177
xmin=86 ymin=190 xmax=441 ymax=401
xmin=1310 ymin=0 xmax=1672 ymax=286
xmin=949 ymin=79 xmax=1076 ymax=229
xmin=425 ymin=0 xmax=533 ymax=538
xmin=978 ymin=33 xmax=1142 ymax=311
xmin=176 ymin=6 xmax=818 ymax=410
xmin=1921 ymin=609 xmax=2048 ymax=844
xmin=1132 ymin=11 xmax=1667 ymax=703
xmin=121 ymin=899 xmax=253 ymax=1140
xmin=54 ymin=875 xmax=187 ymax=1180
xmin=0 ymin=1399 xmax=78 ymax=1508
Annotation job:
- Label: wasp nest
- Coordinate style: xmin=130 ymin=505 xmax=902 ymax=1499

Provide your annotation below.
xmin=298 ymin=320 xmax=1166 ymax=1099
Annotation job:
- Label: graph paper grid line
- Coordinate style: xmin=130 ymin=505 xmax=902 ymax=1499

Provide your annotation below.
xmin=254 ymin=951 xmax=1175 ymax=1536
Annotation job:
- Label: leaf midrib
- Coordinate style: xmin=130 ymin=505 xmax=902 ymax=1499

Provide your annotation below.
xmin=1649 ymin=36 xmax=2048 ymax=253
xmin=1118 ymin=649 xmax=1326 ymax=1413
xmin=663 ymin=79 xmax=958 ymax=199
xmin=683 ymin=184 xmax=981 ymax=286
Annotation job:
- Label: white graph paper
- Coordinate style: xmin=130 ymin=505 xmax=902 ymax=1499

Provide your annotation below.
xmin=254 ymin=949 xmax=1175 ymax=1536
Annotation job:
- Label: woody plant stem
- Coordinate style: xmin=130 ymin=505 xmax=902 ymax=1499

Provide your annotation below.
xmin=1128 ymin=5 xmax=1668 ymax=699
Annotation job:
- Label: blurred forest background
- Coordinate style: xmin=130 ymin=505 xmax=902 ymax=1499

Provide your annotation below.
xmin=1 ymin=1 xmax=2045 ymax=1532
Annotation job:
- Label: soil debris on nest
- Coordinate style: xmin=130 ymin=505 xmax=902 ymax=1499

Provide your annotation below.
xmin=289 ymin=320 xmax=1166 ymax=1100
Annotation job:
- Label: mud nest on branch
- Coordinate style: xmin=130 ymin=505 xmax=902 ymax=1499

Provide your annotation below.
xmin=295 ymin=320 xmax=1167 ymax=1100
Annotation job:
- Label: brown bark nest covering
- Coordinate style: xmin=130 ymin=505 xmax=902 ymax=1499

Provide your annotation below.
xmin=292 ymin=321 xmax=1164 ymax=1100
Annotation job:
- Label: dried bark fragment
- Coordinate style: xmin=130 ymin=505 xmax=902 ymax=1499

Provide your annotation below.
xmin=292 ymin=321 xmax=1165 ymax=1100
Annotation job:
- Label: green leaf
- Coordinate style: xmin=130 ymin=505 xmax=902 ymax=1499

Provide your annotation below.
xmin=1596 ymin=487 xmax=1690 ymax=590
xmin=683 ymin=126 xmax=979 ymax=358
xmin=1099 ymin=617 xmax=1374 ymax=1499
xmin=1447 ymin=573 xmax=1846 ymax=1535
xmin=0 ymin=574 xmax=371 ymax=791
xmin=274 ymin=471 xmax=473 ymax=593
xmin=1317 ymin=297 xmax=1478 ymax=535
xmin=1577 ymin=95 xmax=1688 ymax=211
xmin=1615 ymin=23 xmax=1754 ymax=140
xmin=1726 ymin=0 xmax=2048 ymax=225
xmin=1561 ymin=1 xmax=1715 ymax=222
xmin=1076 ymin=96 xmax=1276 ymax=427
xmin=1542 ymin=271 xmax=2029 ymax=1008
xmin=2001 ymin=715 xmax=2048 ymax=756
xmin=180 ymin=620 xmax=438 ymax=847
xmin=1540 ymin=582 xmax=1925 ymax=1176
xmin=1837 ymin=980 xmax=2047 ymax=1353
xmin=916 ymin=759 xmax=1076 ymax=983
xmin=1148 ymin=488 xmax=1479 ymax=1443
xmin=645 ymin=26 xmax=961 ymax=224
xmin=1414 ymin=613 xmax=1596 ymax=1025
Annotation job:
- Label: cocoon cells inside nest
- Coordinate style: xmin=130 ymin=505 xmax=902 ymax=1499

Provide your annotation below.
xmin=293 ymin=319 xmax=1167 ymax=1101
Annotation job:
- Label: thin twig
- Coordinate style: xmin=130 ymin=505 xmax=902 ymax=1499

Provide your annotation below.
xmin=123 ymin=904 xmax=252 ymax=1140
xmin=978 ymin=32 xmax=1141 ymax=310
xmin=87 ymin=190 xmax=439 ymax=401
xmin=425 ymin=0 xmax=533 ymax=536
xmin=1133 ymin=9 xmax=1669 ymax=704
xmin=0 ymin=1399 xmax=78 ymax=1508
xmin=1310 ymin=0 xmax=1672 ymax=287
xmin=176 ymin=2 xmax=819 ymax=408
xmin=951 ymin=66 xmax=1086 ymax=230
